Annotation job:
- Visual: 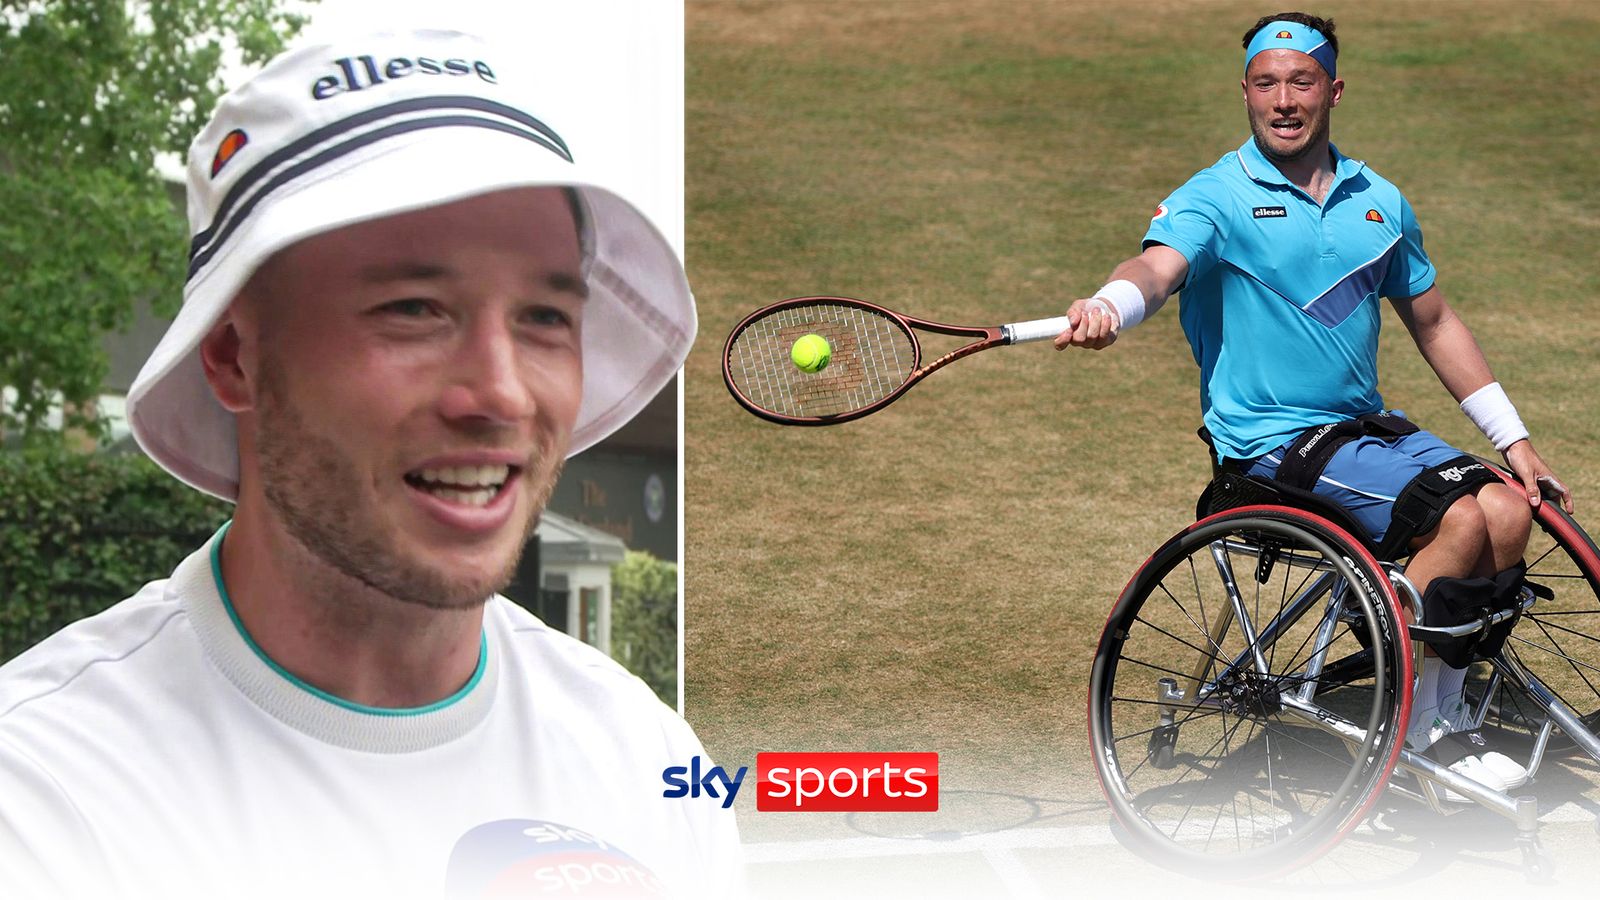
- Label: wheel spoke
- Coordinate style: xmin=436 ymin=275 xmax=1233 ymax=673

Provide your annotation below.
xmin=1157 ymin=582 xmax=1231 ymax=660
xmin=1168 ymin=709 xmax=1254 ymax=840
xmin=1524 ymin=616 xmax=1600 ymax=641
xmin=1508 ymin=633 xmax=1600 ymax=677
xmin=1118 ymin=655 xmax=1214 ymax=683
xmin=1526 ymin=541 xmax=1561 ymax=572
xmin=1134 ymin=614 xmax=1226 ymax=660
xmin=1107 ymin=704 xmax=1227 ymax=743
xmin=1095 ymin=510 xmax=1401 ymax=874
xmin=1120 ymin=690 xmax=1241 ymax=783
xmin=1528 ymin=617 xmax=1600 ymax=700
xmin=1479 ymin=508 xmax=1600 ymax=754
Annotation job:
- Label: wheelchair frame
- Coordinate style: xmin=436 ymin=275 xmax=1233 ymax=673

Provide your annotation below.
xmin=1088 ymin=469 xmax=1600 ymax=881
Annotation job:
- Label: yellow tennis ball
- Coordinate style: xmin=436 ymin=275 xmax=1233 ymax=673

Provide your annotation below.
xmin=790 ymin=334 xmax=832 ymax=373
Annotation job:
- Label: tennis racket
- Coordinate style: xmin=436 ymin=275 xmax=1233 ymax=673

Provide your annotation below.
xmin=722 ymin=296 xmax=1074 ymax=425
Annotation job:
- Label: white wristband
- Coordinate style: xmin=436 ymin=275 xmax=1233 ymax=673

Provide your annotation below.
xmin=1087 ymin=279 xmax=1146 ymax=330
xmin=1460 ymin=382 xmax=1530 ymax=452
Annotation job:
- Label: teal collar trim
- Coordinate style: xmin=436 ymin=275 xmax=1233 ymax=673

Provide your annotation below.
xmin=208 ymin=521 xmax=488 ymax=717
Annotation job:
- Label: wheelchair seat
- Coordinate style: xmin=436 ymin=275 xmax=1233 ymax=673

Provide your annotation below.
xmin=1195 ymin=427 xmax=1400 ymax=561
xmin=1197 ymin=471 xmax=1392 ymax=561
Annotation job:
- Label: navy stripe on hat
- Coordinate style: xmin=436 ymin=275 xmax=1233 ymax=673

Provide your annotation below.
xmin=188 ymin=95 xmax=570 ymax=280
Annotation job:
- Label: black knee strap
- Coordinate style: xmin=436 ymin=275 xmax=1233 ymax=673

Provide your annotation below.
xmin=1379 ymin=455 xmax=1500 ymax=558
xmin=1481 ymin=561 xmax=1528 ymax=660
xmin=1418 ymin=562 xmax=1526 ymax=667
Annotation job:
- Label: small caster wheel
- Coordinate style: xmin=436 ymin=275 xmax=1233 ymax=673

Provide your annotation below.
xmin=1147 ymin=723 xmax=1178 ymax=769
xmin=1520 ymin=838 xmax=1556 ymax=884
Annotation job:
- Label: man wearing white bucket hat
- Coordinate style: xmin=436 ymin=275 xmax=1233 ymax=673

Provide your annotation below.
xmin=0 ymin=28 xmax=738 ymax=899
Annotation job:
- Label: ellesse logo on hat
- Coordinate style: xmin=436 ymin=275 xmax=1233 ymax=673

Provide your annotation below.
xmin=1276 ymin=30 xmax=1293 ymax=38
xmin=1366 ymin=209 xmax=1385 ymax=223
xmin=210 ymin=129 xmax=249 ymax=178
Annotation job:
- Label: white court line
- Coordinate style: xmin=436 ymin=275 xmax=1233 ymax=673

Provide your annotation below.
xmin=981 ymin=847 xmax=1047 ymax=900
xmin=744 ymin=823 xmax=1122 ymax=863
xmin=744 ymin=801 xmax=1599 ymax=865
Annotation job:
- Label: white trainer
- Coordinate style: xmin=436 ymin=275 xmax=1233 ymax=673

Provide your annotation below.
xmin=1478 ymin=749 xmax=1530 ymax=789
xmin=1443 ymin=753 xmax=1510 ymax=802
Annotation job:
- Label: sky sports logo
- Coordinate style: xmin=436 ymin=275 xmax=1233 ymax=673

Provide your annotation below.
xmin=662 ymin=752 xmax=938 ymax=812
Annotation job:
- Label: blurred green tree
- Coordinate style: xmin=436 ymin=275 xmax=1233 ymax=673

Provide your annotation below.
xmin=611 ymin=550 xmax=678 ymax=706
xmin=0 ymin=0 xmax=308 ymax=443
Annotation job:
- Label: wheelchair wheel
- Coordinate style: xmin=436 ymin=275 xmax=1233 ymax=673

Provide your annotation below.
xmin=1089 ymin=505 xmax=1412 ymax=877
xmin=1476 ymin=501 xmax=1600 ymax=752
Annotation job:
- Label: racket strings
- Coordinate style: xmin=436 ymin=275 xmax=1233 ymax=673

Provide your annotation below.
xmin=727 ymin=303 xmax=916 ymax=419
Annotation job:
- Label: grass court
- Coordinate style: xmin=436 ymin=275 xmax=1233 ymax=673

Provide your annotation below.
xmin=683 ymin=0 xmax=1600 ymax=841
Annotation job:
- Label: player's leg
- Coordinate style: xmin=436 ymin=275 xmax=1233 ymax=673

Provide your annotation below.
xmin=1429 ymin=482 xmax=1532 ymax=726
xmin=1401 ymin=494 xmax=1488 ymax=602
xmin=1377 ymin=431 xmax=1533 ymax=579
xmin=1354 ymin=432 xmax=1536 ymax=789
xmin=1475 ymin=480 xmax=1533 ymax=575
xmin=1400 ymin=490 xmax=1531 ymax=789
xmin=1249 ymin=428 xmax=1526 ymax=793
xmin=1430 ymin=480 xmax=1534 ymax=786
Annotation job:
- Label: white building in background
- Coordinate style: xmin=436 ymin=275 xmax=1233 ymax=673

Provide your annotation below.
xmin=534 ymin=513 xmax=628 ymax=656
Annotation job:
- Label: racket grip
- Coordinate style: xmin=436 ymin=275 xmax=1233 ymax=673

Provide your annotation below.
xmin=1004 ymin=316 xmax=1075 ymax=344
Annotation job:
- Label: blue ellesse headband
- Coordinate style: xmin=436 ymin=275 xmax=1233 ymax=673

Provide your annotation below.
xmin=1245 ymin=20 xmax=1336 ymax=79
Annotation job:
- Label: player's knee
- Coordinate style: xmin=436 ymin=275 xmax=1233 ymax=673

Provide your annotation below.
xmin=1423 ymin=495 xmax=1489 ymax=556
xmin=1478 ymin=482 xmax=1533 ymax=549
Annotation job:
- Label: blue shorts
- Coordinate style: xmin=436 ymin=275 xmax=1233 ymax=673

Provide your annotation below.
xmin=1245 ymin=419 xmax=1466 ymax=544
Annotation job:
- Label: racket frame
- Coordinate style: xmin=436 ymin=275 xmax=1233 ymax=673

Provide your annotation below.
xmin=722 ymin=295 xmax=1013 ymax=426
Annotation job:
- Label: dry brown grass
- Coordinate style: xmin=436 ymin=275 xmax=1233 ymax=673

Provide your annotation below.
xmin=683 ymin=0 xmax=1600 ymax=832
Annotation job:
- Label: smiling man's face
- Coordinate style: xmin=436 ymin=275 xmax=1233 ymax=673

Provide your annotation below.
xmin=234 ymin=187 xmax=587 ymax=610
xmin=1243 ymin=49 xmax=1343 ymax=164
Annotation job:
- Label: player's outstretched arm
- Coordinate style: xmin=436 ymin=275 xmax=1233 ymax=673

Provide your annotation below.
xmin=1054 ymin=244 xmax=1188 ymax=350
xmin=1391 ymin=285 xmax=1573 ymax=512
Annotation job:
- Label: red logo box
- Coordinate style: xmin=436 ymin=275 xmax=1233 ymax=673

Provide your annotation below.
xmin=755 ymin=752 xmax=938 ymax=812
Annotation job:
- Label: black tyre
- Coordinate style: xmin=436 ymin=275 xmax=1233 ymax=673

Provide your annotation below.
xmin=1089 ymin=506 xmax=1412 ymax=877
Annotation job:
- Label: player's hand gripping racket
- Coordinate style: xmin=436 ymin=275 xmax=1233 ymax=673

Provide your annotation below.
xmin=722 ymin=296 xmax=1073 ymax=425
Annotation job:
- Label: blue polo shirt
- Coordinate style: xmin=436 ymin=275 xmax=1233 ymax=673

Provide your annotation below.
xmin=1144 ymin=138 xmax=1436 ymax=461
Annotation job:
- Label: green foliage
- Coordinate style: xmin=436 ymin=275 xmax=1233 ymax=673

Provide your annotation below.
xmin=0 ymin=0 xmax=308 ymax=440
xmin=0 ymin=445 xmax=230 ymax=662
xmin=611 ymin=550 xmax=677 ymax=706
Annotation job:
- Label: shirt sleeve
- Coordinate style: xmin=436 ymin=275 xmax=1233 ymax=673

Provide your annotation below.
xmin=1379 ymin=192 xmax=1437 ymax=300
xmin=0 ymin=733 xmax=112 ymax=899
xmin=1141 ymin=171 xmax=1231 ymax=287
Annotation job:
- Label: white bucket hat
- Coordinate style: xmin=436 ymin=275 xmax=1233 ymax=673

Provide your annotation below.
xmin=127 ymin=28 xmax=695 ymax=501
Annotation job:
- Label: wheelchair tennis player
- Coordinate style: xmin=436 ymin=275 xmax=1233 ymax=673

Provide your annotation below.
xmin=1055 ymin=11 xmax=1573 ymax=796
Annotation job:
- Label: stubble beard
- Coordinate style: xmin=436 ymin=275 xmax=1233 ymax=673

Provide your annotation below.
xmin=1249 ymin=98 xmax=1332 ymax=165
xmin=254 ymin=358 xmax=560 ymax=612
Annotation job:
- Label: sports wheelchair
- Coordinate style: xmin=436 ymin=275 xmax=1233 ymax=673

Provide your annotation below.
xmin=1088 ymin=458 xmax=1600 ymax=879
